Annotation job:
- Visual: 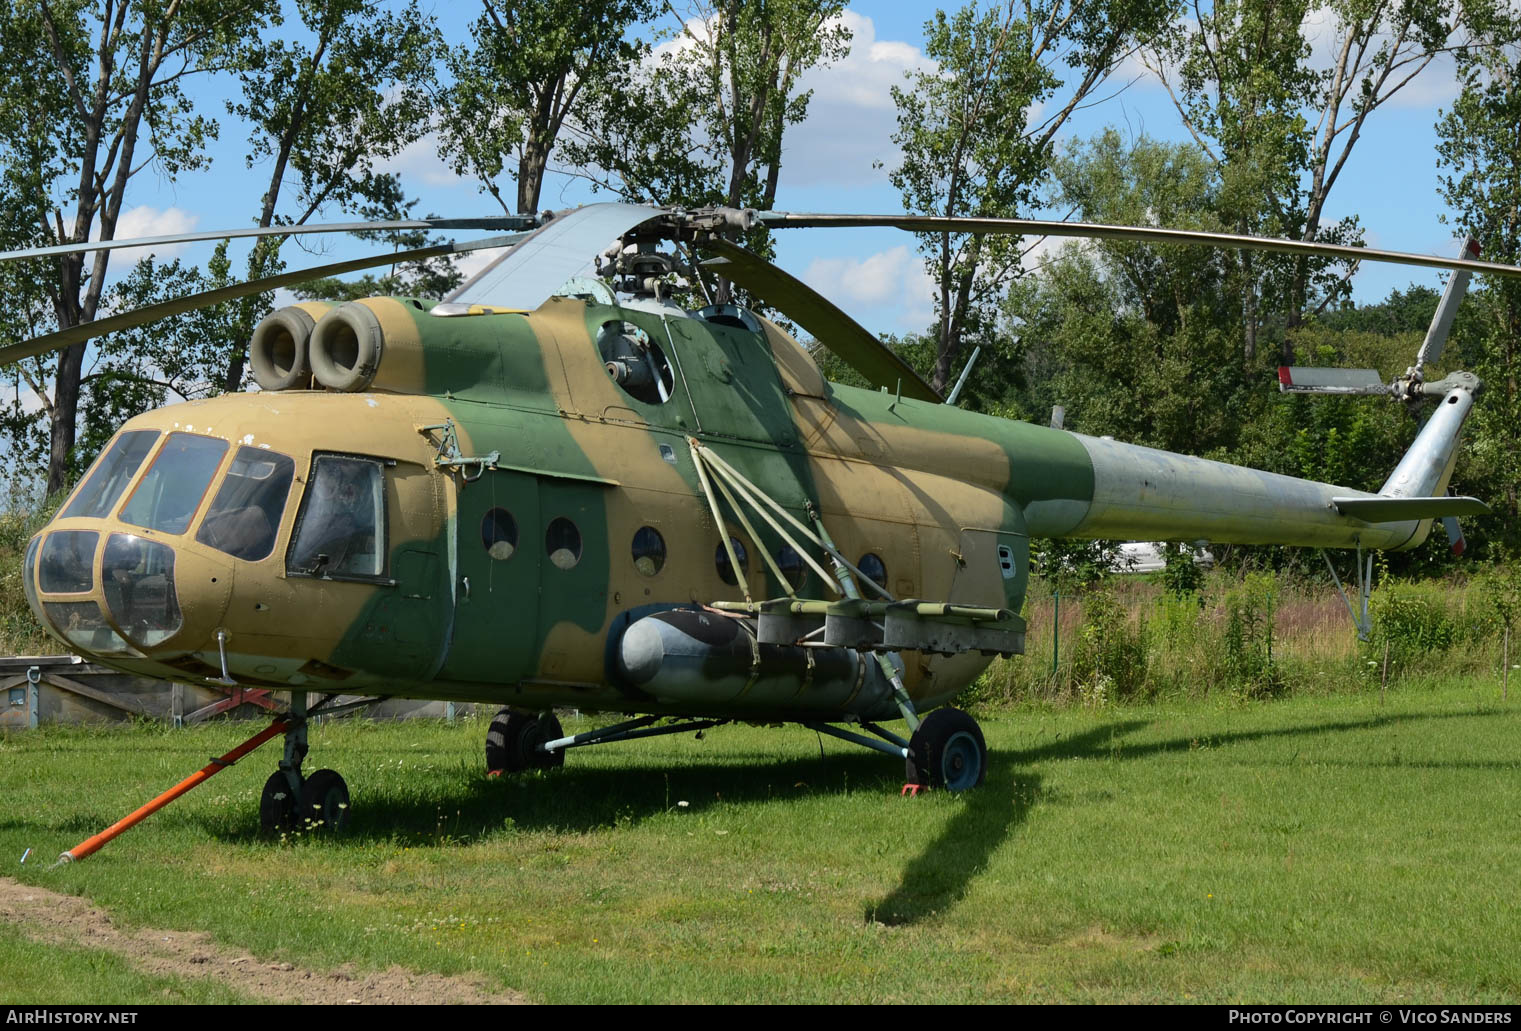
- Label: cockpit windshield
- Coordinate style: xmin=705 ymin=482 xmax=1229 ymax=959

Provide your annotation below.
xmin=196 ymin=448 xmax=296 ymax=561
xmin=61 ymin=430 xmax=159 ymax=520
xmin=287 ymin=455 xmax=386 ymax=579
xmin=119 ymin=433 xmax=229 ymax=534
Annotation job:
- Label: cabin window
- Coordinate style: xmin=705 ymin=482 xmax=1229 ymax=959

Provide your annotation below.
xmin=482 ymin=508 xmax=518 ymax=560
xmin=777 ymin=544 xmax=808 ymax=592
xmin=119 ymin=433 xmax=229 ymax=535
xmin=858 ymin=553 xmax=887 ymax=591
xmin=546 ymin=517 xmax=582 ymax=570
xmin=286 ymin=455 xmax=387 ymax=579
xmin=61 ymin=430 xmax=159 ymax=520
xmin=715 ymin=537 xmax=748 ymax=585
xmin=632 ymin=526 xmax=666 ymax=576
xmin=196 ymin=448 xmax=296 ymax=561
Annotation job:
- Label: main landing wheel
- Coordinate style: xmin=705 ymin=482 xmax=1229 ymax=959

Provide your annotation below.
xmin=259 ymin=771 xmax=300 ymax=833
xmin=301 ymin=768 xmax=351 ymax=832
xmin=485 ymin=708 xmax=566 ymax=773
xmin=905 ymin=708 xmax=987 ymax=792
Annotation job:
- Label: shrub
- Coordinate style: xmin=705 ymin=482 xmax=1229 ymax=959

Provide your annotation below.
xmin=1072 ymin=589 xmax=1148 ymax=701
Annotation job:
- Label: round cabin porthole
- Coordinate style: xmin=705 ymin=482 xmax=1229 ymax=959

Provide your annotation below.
xmin=481 ymin=508 xmax=518 ymax=560
xmin=715 ymin=537 xmax=749 ymax=586
xmin=633 ymin=526 xmax=666 ymax=576
xmin=858 ymin=553 xmax=887 ymax=590
xmin=546 ymin=517 xmax=582 ymax=570
xmin=777 ymin=544 xmax=808 ymax=592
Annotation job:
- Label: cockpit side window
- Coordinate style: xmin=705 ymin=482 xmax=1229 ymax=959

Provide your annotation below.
xmin=118 ymin=433 xmax=229 ymax=534
xmin=61 ymin=430 xmax=159 ymax=520
xmin=196 ymin=448 xmax=296 ymax=561
xmin=286 ymin=455 xmax=387 ymax=580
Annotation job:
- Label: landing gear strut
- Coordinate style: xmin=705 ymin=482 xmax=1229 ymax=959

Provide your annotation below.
xmin=258 ymin=691 xmax=369 ymax=833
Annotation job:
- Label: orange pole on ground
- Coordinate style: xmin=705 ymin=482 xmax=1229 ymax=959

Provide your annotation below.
xmin=59 ymin=718 xmax=291 ymax=863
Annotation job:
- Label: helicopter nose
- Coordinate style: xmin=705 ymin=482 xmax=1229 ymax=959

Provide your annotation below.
xmin=27 ymin=527 xmax=233 ymax=660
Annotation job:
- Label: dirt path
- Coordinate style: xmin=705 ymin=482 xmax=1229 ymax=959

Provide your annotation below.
xmin=0 ymin=877 xmax=525 ymax=1005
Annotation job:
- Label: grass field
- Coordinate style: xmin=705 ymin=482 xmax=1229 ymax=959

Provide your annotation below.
xmin=3 ymin=677 xmax=1520 ymax=1004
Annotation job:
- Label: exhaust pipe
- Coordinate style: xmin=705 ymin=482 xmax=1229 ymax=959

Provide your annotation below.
xmin=310 ymin=302 xmax=386 ymax=392
xmin=249 ymin=305 xmax=329 ymax=391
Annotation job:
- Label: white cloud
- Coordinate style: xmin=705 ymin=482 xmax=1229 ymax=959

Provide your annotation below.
xmin=96 ymin=205 xmax=199 ymax=266
xmin=802 ymin=243 xmax=936 ymax=332
xmin=377 ymin=132 xmax=464 ymax=189
xmin=778 ymin=11 xmax=935 ymax=187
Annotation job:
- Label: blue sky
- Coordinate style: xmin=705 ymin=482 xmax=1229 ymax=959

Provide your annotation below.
xmin=97 ymin=2 xmax=1472 ymax=341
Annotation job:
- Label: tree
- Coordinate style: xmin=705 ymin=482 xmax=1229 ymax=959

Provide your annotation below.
xmin=440 ymin=0 xmax=653 ymax=217
xmin=1151 ymin=0 xmax=1489 ymax=362
xmin=0 ymin=0 xmax=273 ymax=494
xmin=563 ymin=0 xmax=851 ymax=302
xmin=887 ymin=0 xmax=1180 ymax=395
xmin=79 ymin=244 xmax=244 ymax=462
xmin=1437 ymin=21 xmax=1521 ymax=547
xmin=219 ymin=0 xmax=439 ymax=392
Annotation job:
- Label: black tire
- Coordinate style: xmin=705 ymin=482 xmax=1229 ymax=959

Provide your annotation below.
xmin=485 ymin=708 xmax=565 ymax=773
xmin=905 ymin=708 xmax=987 ymax=791
xmin=259 ymin=770 xmax=300 ymax=833
xmin=301 ymin=768 xmax=351 ymax=832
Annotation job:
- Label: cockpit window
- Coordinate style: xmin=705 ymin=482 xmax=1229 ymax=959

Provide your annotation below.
xmin=196 ymin=448 xmax=296 ymax=561
xmin=61 ymin=430 xmax=159 ymax=520
xmin=119 ymin=433 xmax=229 ymax=535
xmin=286 ymin=455 xmax=386 ymax=579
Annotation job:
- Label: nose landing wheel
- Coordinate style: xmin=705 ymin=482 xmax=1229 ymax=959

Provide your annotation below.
xmin=259 ymin=691 xmax=354 ymax=833
xmin=259 ymin=770 xmax=299 ymax=832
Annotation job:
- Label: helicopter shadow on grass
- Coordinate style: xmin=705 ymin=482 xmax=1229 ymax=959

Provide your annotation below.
xmin=207 ymin=746 xmax=910 ymax=846
xmin=194 ymin=706 xmax=1501 ymax=924
xmin=865 ymin=721 xmax=1149 ymax=926
xmin=865 ymin=706 xmax=1499 ymax=926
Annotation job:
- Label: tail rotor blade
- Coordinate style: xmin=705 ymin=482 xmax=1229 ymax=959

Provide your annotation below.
xmin=1416 ymin=236 xmax=1481 ymax=371
xmin=1277 ymin=366 xmax=1389 ymax=395
xmin=1442 ymin=515 xmax=1467 ymax=557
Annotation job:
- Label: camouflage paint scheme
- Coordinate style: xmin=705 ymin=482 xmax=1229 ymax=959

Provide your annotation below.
xmin=26 ymin=293 xmax=1439 ymax=721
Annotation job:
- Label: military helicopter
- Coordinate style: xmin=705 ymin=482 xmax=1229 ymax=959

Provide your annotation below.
xmin=4 ymin=203 xmax=1516 ymax=840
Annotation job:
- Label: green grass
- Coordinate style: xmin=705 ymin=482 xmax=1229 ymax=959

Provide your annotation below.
xmin=3 ymin=679 xmax=1521 ymax=1003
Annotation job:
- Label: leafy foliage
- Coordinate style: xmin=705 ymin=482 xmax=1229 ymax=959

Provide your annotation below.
xmin=887 ymin=0 xmax=1178 ymax=394
xmin=440 ymin=0 xmax=654 ymax=215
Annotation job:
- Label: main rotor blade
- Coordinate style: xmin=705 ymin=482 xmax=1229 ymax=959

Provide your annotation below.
xmin=0 ymin=216 xmax=539 ymax=264
xmin=0 ymin=233 xmax=528 ymax=366
xmin=1417 ymin=236 xmax=1480 ymax=370
xmin=697 ymin=237 xmax=941 ymax=402
xmin=754 ymin=212 xmax=1521 ymax=281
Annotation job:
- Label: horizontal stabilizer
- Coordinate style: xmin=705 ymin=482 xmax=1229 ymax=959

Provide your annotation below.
xmin=1278 ymin=366 xmax=1387 ymax=394
xmin=1332 ymin=496 xmax=1490 ymax=522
